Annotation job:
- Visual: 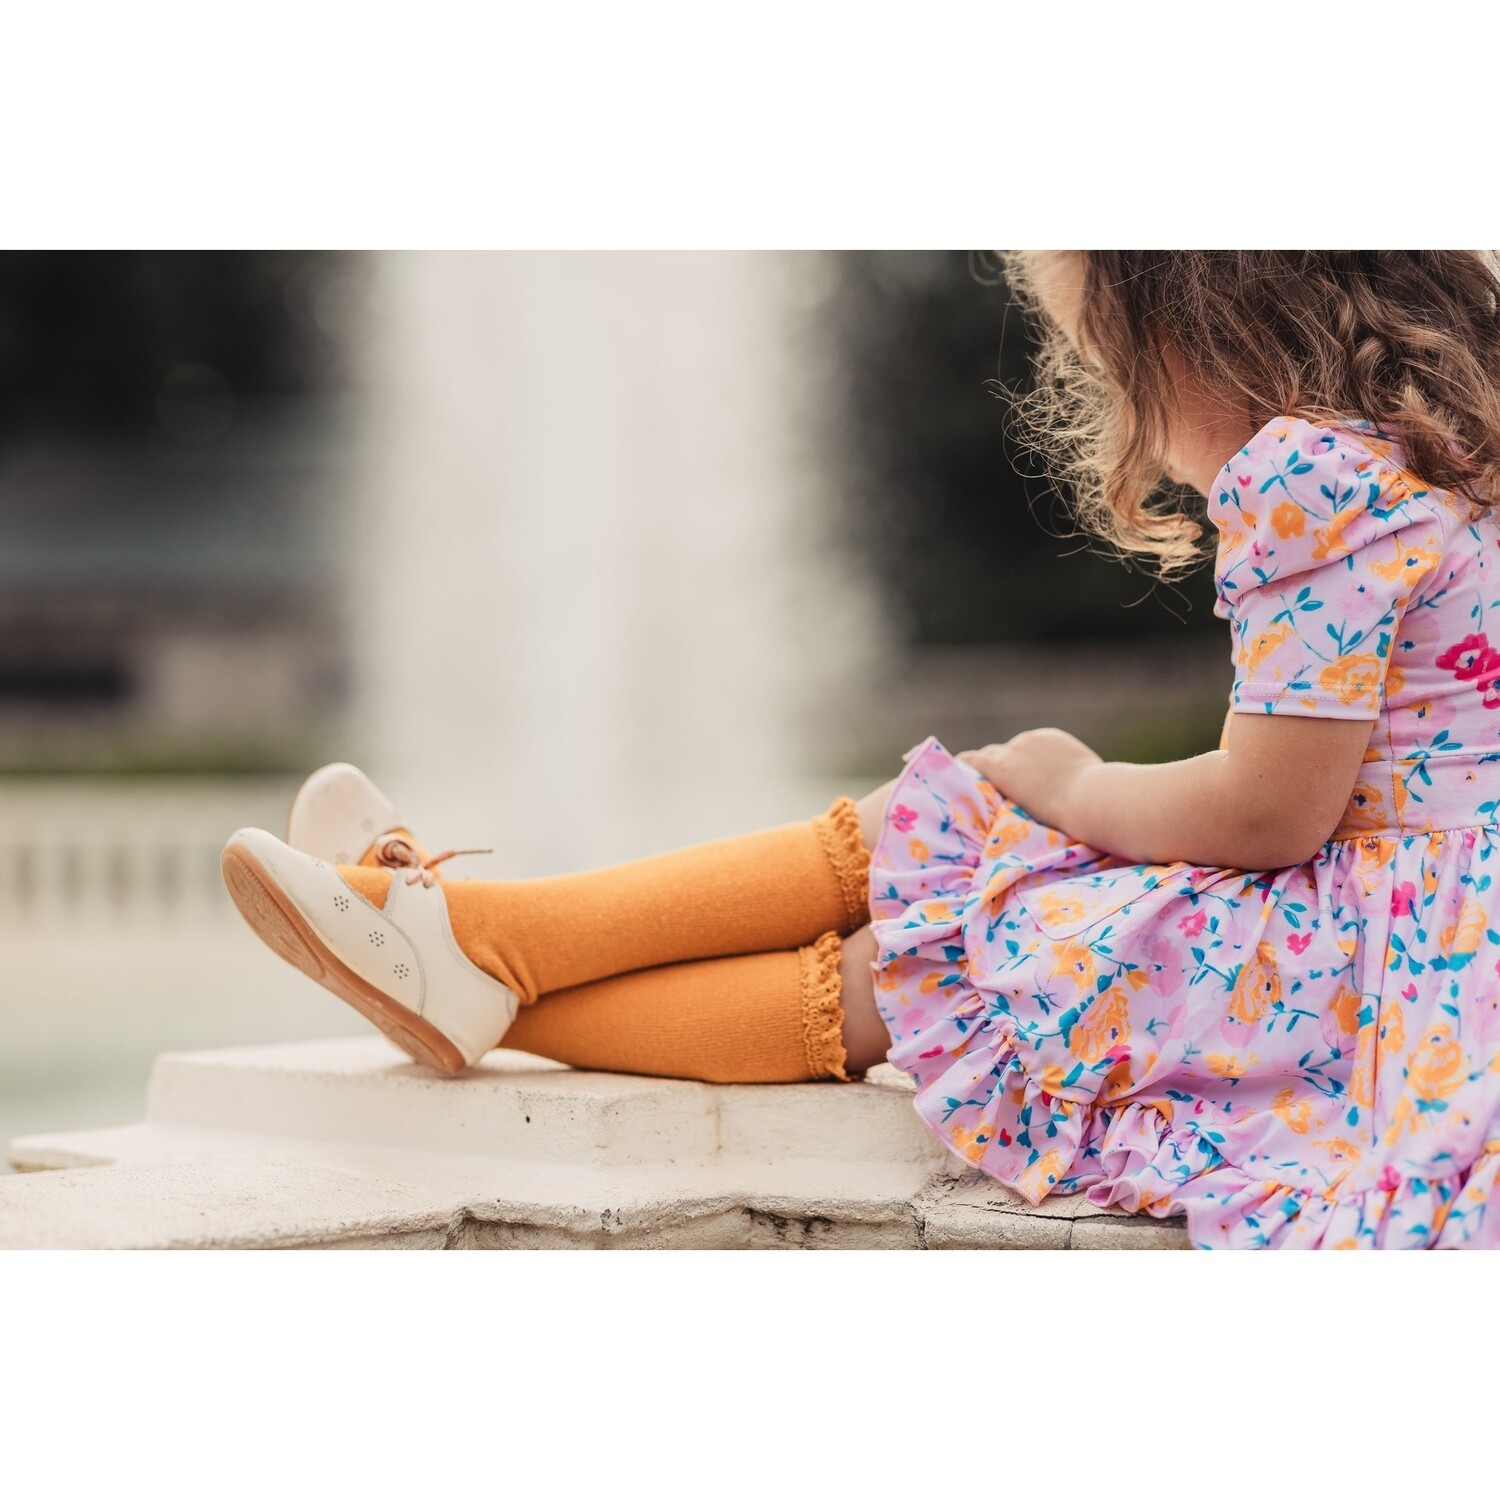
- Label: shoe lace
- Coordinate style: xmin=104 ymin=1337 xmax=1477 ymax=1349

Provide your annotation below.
xmin=375 ymin=836 xmax=494 ymax=888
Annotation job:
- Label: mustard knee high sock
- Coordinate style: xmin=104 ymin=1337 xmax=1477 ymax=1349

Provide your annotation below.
xmin=502 ymin=934 xmax=850 ymax=1084
xmin=338 ymin=797 xmax=869 ymax=1005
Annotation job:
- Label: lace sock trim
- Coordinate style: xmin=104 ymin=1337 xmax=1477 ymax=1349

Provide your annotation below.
xmin=799 ymin=930 xmax=850 ymax=1082
xmin=812 ymin=796 xmax=871 ymax=935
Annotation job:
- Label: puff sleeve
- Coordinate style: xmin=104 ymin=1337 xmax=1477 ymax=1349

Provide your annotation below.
xmin=1209 ymin=417 xmax=1449 ymax=719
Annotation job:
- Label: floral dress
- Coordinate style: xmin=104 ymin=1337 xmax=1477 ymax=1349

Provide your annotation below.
xmin=869 ymin=414 xmax=1500 ymax=1249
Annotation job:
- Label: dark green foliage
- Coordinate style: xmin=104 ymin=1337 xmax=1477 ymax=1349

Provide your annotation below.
xmin=0 ymin=251 xmax=347 ymax=439
xmin=823 ymin=251 xmax=1221 ymax=646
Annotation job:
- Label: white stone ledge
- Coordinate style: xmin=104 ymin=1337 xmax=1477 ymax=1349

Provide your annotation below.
xmin=3 ymin=1038 xmax=1189 ymax=1250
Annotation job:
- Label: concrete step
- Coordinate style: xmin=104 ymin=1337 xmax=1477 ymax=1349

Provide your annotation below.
xmin=3 ymin=1038 xmax=1189 ymax=1250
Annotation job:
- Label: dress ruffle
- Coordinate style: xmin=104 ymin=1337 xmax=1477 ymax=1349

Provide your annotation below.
xmin=868 ymin=735 xmax=1500 ymax=1251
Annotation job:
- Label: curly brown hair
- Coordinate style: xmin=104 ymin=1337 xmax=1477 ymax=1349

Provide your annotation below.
xmin=999 ymin=250 xmax=1500 ymax=579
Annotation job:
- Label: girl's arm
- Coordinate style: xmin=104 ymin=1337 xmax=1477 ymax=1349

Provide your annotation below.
xmin=960 ymin=713 xmax=1377 ymax=870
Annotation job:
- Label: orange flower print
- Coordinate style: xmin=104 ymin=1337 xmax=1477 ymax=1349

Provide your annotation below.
xmin=983 ymin=820 xmax=1033 ymax=860
xmin=1310 ymin=502 xmax=1362 ymax=562
xmin=949 ymin=1120 xmax=996 ymax=1164
xmin=1335 ymin=775 xmax=1389 ymax=837
xmin=1207 ymin=1053 xmax=1251 ymax=1080
xmin=1243 ymin=621 xmax=1294 ymax=675
xmin=1030 ymin=887 xmax=1092 ymax=930
xmin=947 ymin=794 xmax=984 ymax=836
xmin=1228 ymin=941 xmax=1281 ymax=1024
xmin=1378 ymin=995 xmax=1406 ymax=1057
xmin=1049 ymin=935 xmax=1099 ymax=991
xmin=1368 ymin=541 xmax=1439 ymax=590
xmin=1407 ymin=1023 xmax=1465 ymax=1105
xmin=1272 ymin=1086 xmax=1313 ymax=1134
xmin=1317 ymin=654 xmax=1383 ymax=710
xmin=1346 ymin=1055 xmax=1375 ymax=1111
xmin=1382 ymin=1095 xmax=1415 ymax=1144
xmin=1330 ymin=987 xmax=1363 ymax=1038
xmin=1270 ymin=500 xmax=1304 ymax=538
xmin=1017 ymin=1148 xmax=1069 ymax=1201
xmin=1069 ymin=986 xmax=1131 ymax=1063
xmin=1439 ymin=896 xmax=1487 ymax=967
xmin=1316 ymin=1137 xmax=1363 ymax=1166
xmin=907 ymin=837 xmax=930 ymax=862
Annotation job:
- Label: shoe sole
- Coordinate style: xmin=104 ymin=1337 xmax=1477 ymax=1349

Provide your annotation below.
xmin=221 ymin=844 xmax=468 ymax=1076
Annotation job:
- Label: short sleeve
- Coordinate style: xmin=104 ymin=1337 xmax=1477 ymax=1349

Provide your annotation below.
xmin=1209 ymin=417 xmax=1449 ymax=719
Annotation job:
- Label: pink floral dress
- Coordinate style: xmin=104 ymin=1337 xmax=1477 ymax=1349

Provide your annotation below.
xmin=869 ymin=414 xmax=1500 ymax=1249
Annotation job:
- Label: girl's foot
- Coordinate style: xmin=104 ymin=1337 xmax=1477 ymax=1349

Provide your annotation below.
xmin=220 ymin=827 xmax=519 ymax=1074
xmin=286 ymin=762 xmax=406 ymax=866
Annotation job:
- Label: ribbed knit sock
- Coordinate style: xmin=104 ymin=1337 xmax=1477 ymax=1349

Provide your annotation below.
xmin=501 ymin=934 xmax=849 ymax=1083
xmin=337 ymin=796 xmax=869 ymax=1005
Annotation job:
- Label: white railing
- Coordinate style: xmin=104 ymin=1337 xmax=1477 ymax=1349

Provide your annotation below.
xmin=0 ymin=778 xmax=296 ymax=931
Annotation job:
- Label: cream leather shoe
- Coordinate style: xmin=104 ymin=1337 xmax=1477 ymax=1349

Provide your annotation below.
xmin=221 ymin=827 xmax=518 ymax=1074
xmin=286 ymin=762 xmax=403 ymax=866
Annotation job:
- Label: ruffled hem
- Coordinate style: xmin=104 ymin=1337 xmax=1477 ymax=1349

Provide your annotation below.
xmin=868 ymin=735 xmax=1500 ymax=1250
xmin=893 ymin=1012 xmax=1500 ymax=1247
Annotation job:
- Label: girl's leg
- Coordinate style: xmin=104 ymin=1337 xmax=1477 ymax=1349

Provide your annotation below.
xmin=337 ymin=794 xmax=874 ymax=1005
xmin=835 ymin=924 xmax=889 ymax=1073
xmin=500 ymin=923 xmax=889 ymax=1084
xmin=855 ymin=777 xmax=901 ymax=852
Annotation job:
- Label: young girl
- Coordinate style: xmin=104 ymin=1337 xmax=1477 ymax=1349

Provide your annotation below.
xmin=222 ymin=249 xmax=1500 ymax=1251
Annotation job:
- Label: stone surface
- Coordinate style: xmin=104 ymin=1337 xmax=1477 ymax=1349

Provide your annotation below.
xmin=3 ymin=1037 xmax=1190 ymax=1250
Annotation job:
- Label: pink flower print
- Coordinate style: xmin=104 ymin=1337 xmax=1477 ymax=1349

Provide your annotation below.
xmin=889 ymin=803 xmax=918 ymax=834
xmin=1435 ymin=636 xmax=1500 ymax=707
xmin=1179 ymin=908 xmax=1208 ymax=939
xmin=1402 ymin=983 xmax=1418 ymax=1002
xmin=1288 ymin=931 xmax=1312 ymax=955
xmin=1391 ymin=881 xmax=1417 ymax=919
xmin=1140 ymin=931 xmax=1186 ymax=996
xmin=1437 ymin=633 xmax=1491 ymax=679
xmin=1376 ymin=1164 xmax=1402 ymax=1194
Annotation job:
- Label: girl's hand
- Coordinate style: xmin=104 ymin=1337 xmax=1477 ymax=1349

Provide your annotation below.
xmin=958 ymin=729 xmax=1103 ymax=834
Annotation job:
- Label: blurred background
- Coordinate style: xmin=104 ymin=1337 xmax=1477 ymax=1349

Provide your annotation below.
xmin=0 ymin=251 xmax=1229 ymax=1164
